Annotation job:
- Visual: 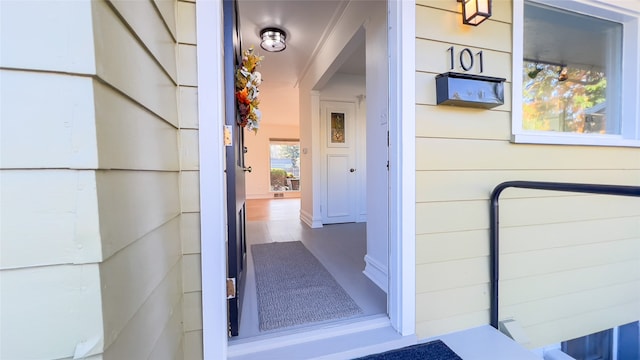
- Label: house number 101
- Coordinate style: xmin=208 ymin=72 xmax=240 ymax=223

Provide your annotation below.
xmin=447 ymin=46 xmax=483 ymax=73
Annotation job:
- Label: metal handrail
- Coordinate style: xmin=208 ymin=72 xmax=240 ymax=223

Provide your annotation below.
xmin=489 ymin=181 xmax=640 ymax=328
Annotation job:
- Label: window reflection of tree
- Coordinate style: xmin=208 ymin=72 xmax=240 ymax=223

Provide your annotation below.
xmin=523 ymin=61 xmax=608 ymax=134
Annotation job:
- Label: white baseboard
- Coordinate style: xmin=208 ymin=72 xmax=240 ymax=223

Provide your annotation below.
xmin=300 ymin=209 xmax=323 ymax=228
xmin=363 ymin=255 xmax=388 ymax=293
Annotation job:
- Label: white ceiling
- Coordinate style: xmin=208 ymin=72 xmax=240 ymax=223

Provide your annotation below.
xmin=237 ymin=0 xmax=365 ymax=93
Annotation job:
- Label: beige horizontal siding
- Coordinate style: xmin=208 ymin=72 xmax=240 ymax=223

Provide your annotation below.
xmin=416 ymin=170 xmax=640 ymax=203
xmin=154 ymin=0 xmax=178 ymax=39
xmin=415 ymin=39 xmax=512 ymax=82
xmin=0 ymin=264 xmax=103 ymax=359
xmin=0 ymin=170 xmax=101 ymax=269
xmin=416 ymin=104 xmax=511 ymax=141
xmin=501 ymin=260 xmax=640 ymax=306
xmin=102 ymin=251 xmax=182 ymax=358
xmin=108 ymin=0 xmax=178 ymax=83
xmin=0 ymin=0 xmax=95 ymax=74
xmin=94 ymin=81 xmax=179 ymax=171
xmin=524 ymin=302 xmax=640 ymax=349
xmin=416 ymin=5 xmax=512 ymax=53
xmin=176 ymin=1 xmax=202 ymax=358
xmin=414 ymin=0 xmax=640 ymax=346
xmin=416 ymin=0 xmax=512 ymax=23
xmin=417 ymin=284 xmax=490 ymax=324
xmin=0 ymin=70 xmax=98 ymax=169
xmin=183 ymin=330 xmax=203 ymax=360
xmin=416 ymin=138 xmax=640 ymax=171
xmin=177 ymin=1 xmax=196 ymax=45
xmin=96 ymin=170 xmax=180 ymax=259
xmin=92 ymin=0 xmax=178 ymax=125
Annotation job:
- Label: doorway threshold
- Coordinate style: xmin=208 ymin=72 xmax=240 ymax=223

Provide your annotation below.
xmin=227 ymin=314 xmax=416 ymax=360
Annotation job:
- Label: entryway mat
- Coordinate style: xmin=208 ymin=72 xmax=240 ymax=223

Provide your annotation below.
xmin=251 ymin=240 xmax=363 ymax=331
xmin=353 ymin=340 xmax=463 ymax=360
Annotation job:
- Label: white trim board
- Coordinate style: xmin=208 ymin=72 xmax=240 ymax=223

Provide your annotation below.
xmin=195 ymin=1 xmax=228 ymax=359
xmin=196 ymin=1 xmax=417 ymax=358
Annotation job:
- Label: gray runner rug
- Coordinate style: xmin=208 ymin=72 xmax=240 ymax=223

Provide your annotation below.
xmin=251 ymin=241 xmax=363 ymax=331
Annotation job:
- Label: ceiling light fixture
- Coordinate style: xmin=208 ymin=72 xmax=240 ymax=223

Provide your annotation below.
xmin=260 ymin=27 xmax=287 ymax=52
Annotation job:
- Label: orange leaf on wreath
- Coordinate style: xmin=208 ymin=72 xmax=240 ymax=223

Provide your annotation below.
xmin=235 ymin=88 xmax=250 ymax=105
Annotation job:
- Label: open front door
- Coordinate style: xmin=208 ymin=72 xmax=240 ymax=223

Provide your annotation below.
xmin=224 ymin=0 xmax=246 ymax=337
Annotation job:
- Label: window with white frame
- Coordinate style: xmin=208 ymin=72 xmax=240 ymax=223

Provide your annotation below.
xmin=512 ymin=0 xmax=640 ymax=147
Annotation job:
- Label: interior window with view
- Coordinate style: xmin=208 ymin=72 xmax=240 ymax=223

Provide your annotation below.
xmin=523 ymin=2 xmax=622 ymax=134
xmin=270 ymin=140 xmax=300 ymax=192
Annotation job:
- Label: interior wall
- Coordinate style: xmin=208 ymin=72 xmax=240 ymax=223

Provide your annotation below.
xmin=413 ymin=0 xmax=640 ymax=348
xmin=298 ymin=0 xmax=386 ymax=227
xmin=364 ymin=8 xmax=390 ymax=292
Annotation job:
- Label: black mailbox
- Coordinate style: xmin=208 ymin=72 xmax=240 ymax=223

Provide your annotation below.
xmin=436 ymin=72 xmax=506 ymax=109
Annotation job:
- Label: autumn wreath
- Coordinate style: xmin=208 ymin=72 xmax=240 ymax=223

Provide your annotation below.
xmin=235 ymin=47 xmax=263 ymax=133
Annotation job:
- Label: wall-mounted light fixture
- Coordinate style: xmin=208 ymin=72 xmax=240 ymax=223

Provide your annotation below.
xmin=260 ymin=27 xmax=287 ymax=52
xmin=457 ymin=0 xmax=492 ymax=26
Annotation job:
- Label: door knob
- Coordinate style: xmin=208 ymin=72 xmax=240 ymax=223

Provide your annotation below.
xmin=243 ymin=166 xmax=252 ymax=173
xmin=349 ymin=168 xmax=356 ymax=172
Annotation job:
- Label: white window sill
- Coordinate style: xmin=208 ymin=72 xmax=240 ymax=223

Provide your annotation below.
xmin=511 ymin=132 xmax=640 ymax=148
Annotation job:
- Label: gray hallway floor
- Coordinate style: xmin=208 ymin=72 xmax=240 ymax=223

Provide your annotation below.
xmin=230 ymin=198 xmax=387 ymax=341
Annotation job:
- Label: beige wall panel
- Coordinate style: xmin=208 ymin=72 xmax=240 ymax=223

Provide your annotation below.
xmin=108 ymin=0 xmax=178 ymax=82
xmin=416 ymin=284 xmax=490 ymax=323
xmin=523 ymin=301 xmax=640 ymax=349
xmin=180 ymin=129 xmax=200 ymax=170
xmin=181 ymin=170 xmax=201 ymax=212
xmin=415 ymin=71 xmax=512 ymax=111
xmin=415 ymin=6 xmax=511 ymax=53
xmin=148 ymin=308 xmax=185 ymax=360
xmin=416 ymin=310 xmax=487 ymax=339
xmin=181 ymin=213 xmax=202 ymax=254
xmin=96 ymin=171 xmax=180 ymax=258
xmin=500 ymin=195 xmax=640 ymax=227
xmin=183 ymin=330 xmax=203 ymax=360
xmin=0 ymin=70 xmax=98 ymax=169
xmin=416 ymin=257 xmax=489 ymax=293
xmin=1 ymin=170 xmax=101 ymax=269
xmin=154 ymin=0 xmax=178 ymax=38
xmin=94 ymin=82 xmax=179 ymax=170
xmin=0 ymin=265 xmax=103 ymax=360
xmin=501 ymin=217 xmax=640 ymax=254
xmin=244 ymin=123 xmax=300 ymax=198
xmin=416 ymin=230 xmax=489 ymax=264
xmin=100 ymin=218 xmax=181 ymax=348
xmin=178 ymin=44 xmax=198 ymax=86
xmin=502 ymin=281 xmax=640 ymax=327
xmin=0 ymin=0 xmax=95 ymax=74
xmin=501 ymin=260 xmax=639 ymax=306
xmin=416 ymin=105 xmax=510 ymax=141
xmin=179 ymin=86 xmax=199 ymax=129
xmin=501 ymin=238 xmax=640 ymax=280
xmin=183 ymin=291 xmax=203 ymax=332
xmin=177 ymin=1 xmax=197 ymax=45
xmin=416 ymin=200 xmax=488 ymax=234
xmin=415 ymin=39 xmax=512 ymax=81
xmin=416 ymin=169 xmax=640 ymax=203
xmin=415 ymin=138 xmax=640 ymax=171
xmin=415 ymin=0 xmax=512 ymax=23
xmin=92 ymin=0 xmax=178 ymax=125
xmin=183 ymin=254 xmax=202 ymax=293
xmin=102 ymin=259 xmax=182 ymax=358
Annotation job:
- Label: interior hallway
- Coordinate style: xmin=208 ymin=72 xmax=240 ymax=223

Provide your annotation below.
xmin=230 ymin=198 xmax=387 ymax=341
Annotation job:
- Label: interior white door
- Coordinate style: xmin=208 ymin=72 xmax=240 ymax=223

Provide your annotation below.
xmin=321 ymin=101 xmax=358 ymax=224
